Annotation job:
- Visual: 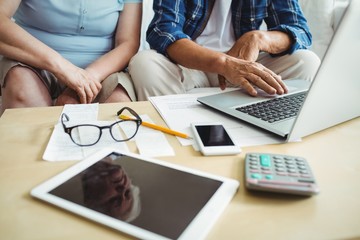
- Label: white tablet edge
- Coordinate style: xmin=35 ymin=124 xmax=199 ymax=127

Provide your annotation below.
xmin=31 ymin=148 xmax=239 ymax=240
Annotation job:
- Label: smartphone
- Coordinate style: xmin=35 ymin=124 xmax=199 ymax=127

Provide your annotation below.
xmin=191 ymin=122 xmax=241 ymax=156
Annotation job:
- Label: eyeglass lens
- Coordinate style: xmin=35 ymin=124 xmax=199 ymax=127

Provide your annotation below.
xmin=70 ymin=125 xmax=101 ymax=146
xmin=111 ymin=120 xmax=139 ymax=141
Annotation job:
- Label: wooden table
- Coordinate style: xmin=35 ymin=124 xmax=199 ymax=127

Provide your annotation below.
xmin=0 ymin=102 xmax=359 ymax=240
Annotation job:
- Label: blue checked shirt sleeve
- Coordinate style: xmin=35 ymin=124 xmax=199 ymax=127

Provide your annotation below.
xmin=146 ymin=0 xmax=191 ymax=55
xmin=264 ymin=0 xmax=312 ymax=55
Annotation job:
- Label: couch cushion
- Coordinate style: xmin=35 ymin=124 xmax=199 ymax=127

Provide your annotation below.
xmin=139 ymin=0 xmax=154 ymax=51
xmin=299 ymin=0 xmax=335 ymax=59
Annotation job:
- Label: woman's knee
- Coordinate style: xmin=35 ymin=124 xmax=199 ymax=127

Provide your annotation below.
xmin=3 ymin=66 xmax=51 ymax=106
xmin=3 ymin=66 xmax=33 ymax=95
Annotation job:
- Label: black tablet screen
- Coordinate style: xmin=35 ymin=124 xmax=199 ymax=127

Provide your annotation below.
xmin=49 ymin=152 xmax=222 ymax=239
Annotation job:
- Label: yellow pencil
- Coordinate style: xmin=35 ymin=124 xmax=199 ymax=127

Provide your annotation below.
xmin=119 ymin=114 xmax=192 ymax=139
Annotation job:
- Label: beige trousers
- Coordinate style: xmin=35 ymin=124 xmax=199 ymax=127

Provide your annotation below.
xmin=0 ymin=57 xmax=136 ymax=102
xmin=128 ymin=49 xmax=321 ymax=101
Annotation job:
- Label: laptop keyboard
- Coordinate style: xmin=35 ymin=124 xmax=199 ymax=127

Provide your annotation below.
xmin=236 ymin=92 xmax=306 ymax=123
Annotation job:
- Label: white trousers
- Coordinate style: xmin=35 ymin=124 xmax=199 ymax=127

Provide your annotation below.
xmin=128 ymin=49 xmax=321 ymax=101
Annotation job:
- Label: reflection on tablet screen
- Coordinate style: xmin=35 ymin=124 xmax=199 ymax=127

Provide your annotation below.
xmin=49 ymin=152 xmax=222 ymax=239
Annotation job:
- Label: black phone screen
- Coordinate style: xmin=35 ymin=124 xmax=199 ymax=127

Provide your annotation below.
xmin=195 ymin=125 xmax=235 ymax=147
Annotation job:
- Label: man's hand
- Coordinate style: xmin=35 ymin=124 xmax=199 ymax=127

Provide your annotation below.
xmin=227 ymin=31 xmax=263 ymax=62
xmin=221 ymin=56 xmax=287 ymax=96
xmin=219 ymin=30 xmax=291 ymax=96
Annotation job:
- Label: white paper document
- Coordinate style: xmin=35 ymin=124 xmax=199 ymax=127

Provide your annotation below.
xmin=149 ymin=91 xmax=287 ymax=148
xmin=43 ymin=104 xmax=174 ymax=161
xmin=134 ymin=115 xmax=175 ymax=157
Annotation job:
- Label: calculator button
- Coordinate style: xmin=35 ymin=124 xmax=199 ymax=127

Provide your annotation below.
xmin=251 ymin=173 xmax=262 ymax=179
xmin=260 ymin=155 xmax=271 ymax=167
xmin=275 ymin=167 xmax=286 ymax=172
xmin=265 ymin=175 xmax=273 ymax=180
xmin=298 ymin=179 xmax=315 ymax=183
xmin=289 ymin=173 xmax=299 ymax=177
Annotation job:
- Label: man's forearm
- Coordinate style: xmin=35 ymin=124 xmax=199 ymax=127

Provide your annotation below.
xmin=166 ymin=38 xmax=229 ymax=76
xmin=166 ymin=30 xmax=292 ymax=75
xmin=255 ymin=30 xmax=292 ymax=55
xmin=166 ymin=37 xmax=288 ymax=96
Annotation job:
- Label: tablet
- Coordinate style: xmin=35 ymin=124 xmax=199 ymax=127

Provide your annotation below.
xmin=31 ymin=148 xmax=239 ymax=240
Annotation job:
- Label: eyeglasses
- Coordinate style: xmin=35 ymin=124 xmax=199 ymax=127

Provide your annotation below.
xmin=61 ymin=107 xmax=142 ymax=146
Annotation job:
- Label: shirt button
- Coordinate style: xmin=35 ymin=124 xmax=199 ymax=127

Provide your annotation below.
xmin=80 ymin=26 xmax=84 ymax=30
xmin=83 ymin=9 xmax=87 ymax=14
xmin=250 ymin=18 xmax=255 ymax=21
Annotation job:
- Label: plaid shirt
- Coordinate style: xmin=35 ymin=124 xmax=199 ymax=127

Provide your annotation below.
xmin=147 ymin=0 xmax=312 ymax=56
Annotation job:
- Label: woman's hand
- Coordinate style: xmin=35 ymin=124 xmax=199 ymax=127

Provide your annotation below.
xmin=54 ymin=63 xmax=102 ymax=104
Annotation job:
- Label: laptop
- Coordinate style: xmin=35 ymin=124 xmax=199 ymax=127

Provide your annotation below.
xmin=198 ymin=0 xmax=360 ymax=142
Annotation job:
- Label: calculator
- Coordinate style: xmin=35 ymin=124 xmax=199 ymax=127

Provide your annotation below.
xmin=245 ymin=153 xmax=320 ymax=196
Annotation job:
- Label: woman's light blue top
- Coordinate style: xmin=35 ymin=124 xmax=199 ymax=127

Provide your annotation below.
xmin=14 ymin=0 xmax=142 ymax=68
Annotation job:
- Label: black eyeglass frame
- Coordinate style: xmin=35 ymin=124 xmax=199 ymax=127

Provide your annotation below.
xmin=61 ymin=107 xmax=142 ymax=147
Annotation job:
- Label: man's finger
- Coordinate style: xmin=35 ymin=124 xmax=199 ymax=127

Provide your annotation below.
xmin=239 ymin=77 xmax=257 ymax=96
xmin=246 ymin=73 xmax=277 ymax=95
xmin=253 ymin=66 xmax=285 ymax=95
xmin=218 ymin=75 xmax=227 ymax=90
